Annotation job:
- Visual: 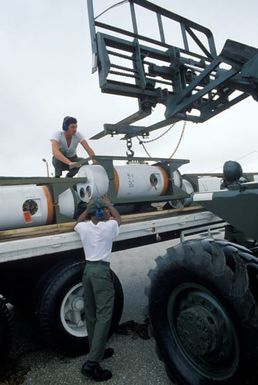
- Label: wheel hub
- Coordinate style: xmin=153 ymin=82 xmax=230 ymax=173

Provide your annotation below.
xmin=60 ymin=283 xmax=87 ymax=337
xmin=71 ymin=298 xmax=84 ymax=311
xmin=167 ymin=284 xmax=239 ymax=378
xmin=177 ymin=306 xmax=229 ymax=361
xmin=177 ymin=305 xmax=217 ymax=358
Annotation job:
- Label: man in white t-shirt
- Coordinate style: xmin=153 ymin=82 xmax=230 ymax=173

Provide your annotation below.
xmin=51 ymin=116 xmax=95 ymax=177
xmin=74 ymin=195 xmax=121 ymax=382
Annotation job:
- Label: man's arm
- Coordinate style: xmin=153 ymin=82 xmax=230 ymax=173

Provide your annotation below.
xmin=81 ymin=139 xmax=95 ymax=157
xmin=80 ymin=139 xmax=97 ymax=164
xmin=108 ymin=205 xmax=122 ymax=226
xmin=102 ymin=195 xmax=121 ymax=226
xmin=74 ymin=209 xmax=89 ymax=228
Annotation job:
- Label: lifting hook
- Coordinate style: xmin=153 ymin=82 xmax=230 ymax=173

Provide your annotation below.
xmin=126 ymin=138 xmax=135 ymax=158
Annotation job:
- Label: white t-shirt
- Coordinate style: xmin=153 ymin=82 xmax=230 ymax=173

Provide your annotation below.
xmin=74 ymin=219 xmax=120 ymax=263
xmin=51 ymin=131 xmax=84 ymax=157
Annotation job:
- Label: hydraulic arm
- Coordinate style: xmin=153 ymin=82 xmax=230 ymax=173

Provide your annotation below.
xmin=87 ymin=0 xmax=258 ymax=140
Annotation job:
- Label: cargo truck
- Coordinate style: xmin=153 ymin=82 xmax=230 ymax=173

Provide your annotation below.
xmin=1 ymin=1 xmax=258 ymax=385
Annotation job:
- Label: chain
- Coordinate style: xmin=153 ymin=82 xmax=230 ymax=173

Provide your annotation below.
xmin=138 ymin=123 xmax=175 ymax=144
xmin=126 ymin=138 xmax=135 ymax=157
xmin=137 ymin=121 xmax=187 ymax=159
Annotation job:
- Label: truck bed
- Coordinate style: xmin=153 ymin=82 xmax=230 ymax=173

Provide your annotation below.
xmin=0 ymin=206 xmax=224 ymax=263
xmin=0 ymin=206 xmax=223 ymax=263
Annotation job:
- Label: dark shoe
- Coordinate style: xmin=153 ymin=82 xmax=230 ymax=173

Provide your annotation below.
xmin=103 ymin=348 xmax=114 ymax=360
xmin=81 ymin=361 xmax=112 ymax=382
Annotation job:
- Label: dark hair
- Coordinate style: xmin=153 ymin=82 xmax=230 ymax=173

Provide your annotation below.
xmin=62 ymin=116 xmax=77 ymax=131
xmin=86 ymin=198 xmax=109 ymax=221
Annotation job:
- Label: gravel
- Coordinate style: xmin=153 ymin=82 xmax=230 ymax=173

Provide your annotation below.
xmin=13 ymin=240 xmax=177 ymax=385
xmin=21 ymin=336 xmax=171 ymax=385
xmin=4 ymin=230 xmax=224 ymax=385
xmin=8 ymin=232 xmax=225 ymax=385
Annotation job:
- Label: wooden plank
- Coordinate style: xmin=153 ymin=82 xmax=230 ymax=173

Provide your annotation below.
xmin=122 ymin=205 xmax=203 ymax=223
xmin=0 ymin=205 xmax=203 ymax=242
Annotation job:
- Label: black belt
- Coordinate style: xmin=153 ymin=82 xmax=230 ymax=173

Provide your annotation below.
xmin=86 ymin=260 xmax=110 ymax=266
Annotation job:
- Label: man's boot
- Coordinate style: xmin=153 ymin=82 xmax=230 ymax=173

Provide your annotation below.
xmin=103 ymin=347 xmax=114 ymax=360
xmin=81 ymin=361 xmax=112 ymax=382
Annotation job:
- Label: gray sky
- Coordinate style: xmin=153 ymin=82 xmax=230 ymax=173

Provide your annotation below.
xmin=1 ymin=0 xmax=258 ymax=176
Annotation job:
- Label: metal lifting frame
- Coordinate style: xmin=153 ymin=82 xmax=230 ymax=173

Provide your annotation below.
xmin=87 ymin=0 xmax=258 ymax=139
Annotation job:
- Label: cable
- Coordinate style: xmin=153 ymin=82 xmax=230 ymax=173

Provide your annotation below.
xmin=95 ymin=0 xmax=128 ymax=20
xmin=168 ymin=121 xmax=186 ymax=159
xmin=137 ymin=137 xmax=152 ymax=157
xmin=235 ymin=150 xmax=258 ymax=162
xmin=207 ymin=150 xmax=258 ymax=173
xmin=137 ymin=121 xmax=187 ymax=159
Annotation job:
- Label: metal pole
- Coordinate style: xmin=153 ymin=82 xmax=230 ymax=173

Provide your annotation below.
xmin=42 ymin=158 xmax=50 ymax=177
xmin=87 ymin=0 xmax=98 ymax=73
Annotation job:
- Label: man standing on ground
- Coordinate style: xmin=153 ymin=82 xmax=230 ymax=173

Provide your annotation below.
xmin=74 ymin=195 xmax=121 ymax=382
xmin=51 ymin=116 xmax=95 ymax=177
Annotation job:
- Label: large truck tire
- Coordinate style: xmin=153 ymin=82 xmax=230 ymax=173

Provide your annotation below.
xmin=148 ymin=239 xmax=258 ymax=385
xmin=0 ymin=296 xmax=14 ymax=359
xmin=35 ymin=261 xmax=124 ymax=356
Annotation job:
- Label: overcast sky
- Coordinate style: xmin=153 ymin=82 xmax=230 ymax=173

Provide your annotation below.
xmin=1 ymin=0 xmax=258 ymax=177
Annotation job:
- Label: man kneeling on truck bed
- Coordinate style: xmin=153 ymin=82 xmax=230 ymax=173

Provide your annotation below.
xmin=74 ymin=194 xmax=121 ymax=382
xmin=51 ymin=116 xmax=95 ymax=177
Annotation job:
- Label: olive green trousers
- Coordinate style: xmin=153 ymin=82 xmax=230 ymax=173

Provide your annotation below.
xmin=82 ymin=263 xmax=115 ymax=362
xmin=52 ymin=155 xmax=84 ymax=177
